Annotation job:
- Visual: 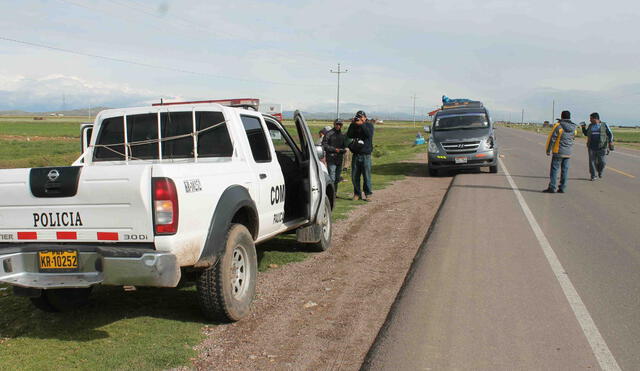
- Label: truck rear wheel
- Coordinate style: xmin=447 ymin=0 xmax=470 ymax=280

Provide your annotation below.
xmin=30 ymin=288 xmax=92 ymax=312
xmin=310 ymin=197 xmax=332 ymax=252
xmin=196 ymin=223 xmax=257 ymax=322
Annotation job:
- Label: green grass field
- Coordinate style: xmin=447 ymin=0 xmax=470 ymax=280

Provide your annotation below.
xmin=0 ymin=116 xmax=429 ymax=370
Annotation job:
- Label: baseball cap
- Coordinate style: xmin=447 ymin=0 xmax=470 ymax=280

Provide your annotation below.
xmin=334 ymin=119 xmax=343 ymax=125
xmin=355 ymin=110 xmax=366 ymax=119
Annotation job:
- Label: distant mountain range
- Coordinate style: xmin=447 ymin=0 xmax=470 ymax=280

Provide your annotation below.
xmin=0 ymin=107 xmax=111 ymax=117
xmin=0 ymin=108 xmax=428 ymax=121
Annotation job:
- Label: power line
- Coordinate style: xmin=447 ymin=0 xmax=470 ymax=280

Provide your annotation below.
xmin=0 ymin=35 xmax=331 ymax=88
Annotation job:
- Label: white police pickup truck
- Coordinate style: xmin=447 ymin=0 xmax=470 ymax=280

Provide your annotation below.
xmin=0 ymin=101 xmax=334 ymax=321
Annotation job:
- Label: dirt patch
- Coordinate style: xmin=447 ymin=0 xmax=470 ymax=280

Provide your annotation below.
xmin=193 ymin=153 xmax=451 ymax=370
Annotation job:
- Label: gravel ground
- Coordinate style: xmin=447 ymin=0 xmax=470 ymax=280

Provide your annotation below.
xmin=192 ymin=154 xmax=451 ymax=370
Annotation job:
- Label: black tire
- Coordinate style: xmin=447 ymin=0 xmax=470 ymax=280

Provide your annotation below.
xmin=310 ymin=197 xmax=332 ymax=252
xmin=196 ymin=224 xmax=257 ymax=322
xmin=428 ymin=166 xmax=438 ymax=177
xmin=489 ymin=165 xmax=498 ymax=173
xmin=30 ymin=288 xmax=92 ymax=312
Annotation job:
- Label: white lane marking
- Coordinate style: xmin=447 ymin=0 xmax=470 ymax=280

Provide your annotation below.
xmin=499 ymin=158 xmax=621 ymax=371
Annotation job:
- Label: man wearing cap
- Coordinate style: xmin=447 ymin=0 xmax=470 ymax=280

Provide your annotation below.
xmin=580 ymin=112 xmax=614 ymax=180
xmin=543 ymin=110 xmax=577 ymax=193
xmin=347 ymin=110 xmax=375 ymax=201
xmin=322 ymin=119 xmax=348 ymax=193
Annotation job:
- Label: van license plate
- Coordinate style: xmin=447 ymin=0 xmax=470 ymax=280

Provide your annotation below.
xmin=38 ymin=250 xmax=79 ymax=272
xmin=455 ymin=157 xmax=468 ymax=164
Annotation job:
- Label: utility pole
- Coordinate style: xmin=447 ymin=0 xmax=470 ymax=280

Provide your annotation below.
xmin=330 ymin=63 xmax=348 ymax=120
xmin=552 ymin=99 xmax=555 ymax=123
xmin=412 ymin=94 xmax=417 ymax=127
xmin=521 ymin=108 xmax=524 ymax=125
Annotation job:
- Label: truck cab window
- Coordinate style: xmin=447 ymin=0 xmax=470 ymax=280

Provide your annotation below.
xmin=161 ymin=111 xmax=194 ymax=158
xmin=197 ymin=111 xmax=233 ymax=157
xmin=241 ymin=115 xmax=271 ymax=162
xmin=94 ymin=116 xmax=125 ymax=161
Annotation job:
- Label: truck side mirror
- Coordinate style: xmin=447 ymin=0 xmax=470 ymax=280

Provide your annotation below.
xmin=80 ymin=124 xmax=93 ymax=155
xmin=423 ymin=125 xmax=431 ymax=133
xmin=315 ymin=145 xmax=325 ymax=159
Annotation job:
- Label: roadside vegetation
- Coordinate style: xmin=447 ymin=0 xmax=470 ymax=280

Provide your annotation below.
xmin=0 ymin=116 xmax=430 ymax=370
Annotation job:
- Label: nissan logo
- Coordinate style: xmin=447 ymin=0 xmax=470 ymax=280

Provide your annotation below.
xmin=47 ymin=169 xmax=60 ymax=182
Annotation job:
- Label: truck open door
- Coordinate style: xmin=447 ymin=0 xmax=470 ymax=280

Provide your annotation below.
xmin=293 ymin=110 xmax=326 ymax=224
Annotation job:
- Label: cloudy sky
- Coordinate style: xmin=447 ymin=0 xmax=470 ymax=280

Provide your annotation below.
xmin=1 ymin=0 xmax=639 ymax=124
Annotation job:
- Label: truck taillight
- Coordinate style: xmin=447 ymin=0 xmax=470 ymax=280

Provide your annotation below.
xmin=153 ymin=178 xmax=179 ymax=235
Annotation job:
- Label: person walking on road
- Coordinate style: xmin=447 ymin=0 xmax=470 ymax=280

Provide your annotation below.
xmin=580 ymin=112 xmax=614 ymax=181
xmin=322 ymin=119 xmax=348 ymax=193
xmin=347 ymin=110 xmax=374 ymax=201
xmin=543 ymin=110 xmax=577 ymax=193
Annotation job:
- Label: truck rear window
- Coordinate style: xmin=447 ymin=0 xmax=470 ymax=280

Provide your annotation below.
xmin=94 ymin=111 xmax=232 ymax=161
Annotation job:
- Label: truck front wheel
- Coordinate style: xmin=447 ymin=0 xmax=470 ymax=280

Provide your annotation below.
xmin=310 ymin=197 xmax=332 ymax=252
xmin=196 ymin=223 xmax=257 ymax=322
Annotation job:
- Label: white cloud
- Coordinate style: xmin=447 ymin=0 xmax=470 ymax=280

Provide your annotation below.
xmin=0 ymin=73 xmax=170 ymax=111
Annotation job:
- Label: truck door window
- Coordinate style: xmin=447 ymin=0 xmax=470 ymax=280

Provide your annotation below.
xmin=196 ymin=111 xmax=233 ymax=157
xmin=241 ymin=115 xmax=271 ymax=162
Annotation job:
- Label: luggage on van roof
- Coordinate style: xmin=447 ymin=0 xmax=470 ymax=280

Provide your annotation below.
xmin=441 ymin=95 xmax=483 ymax=110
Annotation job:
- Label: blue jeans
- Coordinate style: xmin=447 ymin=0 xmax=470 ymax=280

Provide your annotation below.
xmin=327 ymin=158 xmax=343 ymax=192
xmin=588 ymin=148 xmax=607 ymax=177
xmin=352 ymin=153 xmax=372 ymax=197
xmin=549 ymin=156 xmax=570 ymax=191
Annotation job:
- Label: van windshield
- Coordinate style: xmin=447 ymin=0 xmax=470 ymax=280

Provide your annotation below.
xmin=435 ymin=114 xmax=488 ymax=130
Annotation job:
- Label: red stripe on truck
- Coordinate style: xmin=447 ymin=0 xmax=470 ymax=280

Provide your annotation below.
xmin=17 ymin=232 xmax=37 ymax=240
xmin=56 ymin=231 xmax=77 ymax=240
xmin=97 ymin=232 xmax=118 ymax=241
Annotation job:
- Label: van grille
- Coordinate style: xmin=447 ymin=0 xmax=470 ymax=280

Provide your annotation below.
xmin=442 ymin=141 xmax=480 ymax=154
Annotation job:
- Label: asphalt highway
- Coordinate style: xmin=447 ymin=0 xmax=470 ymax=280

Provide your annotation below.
xmin=363 ymin=127 xmax=640 ymax=370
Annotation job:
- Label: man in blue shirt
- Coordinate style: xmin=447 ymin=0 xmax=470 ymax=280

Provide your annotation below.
xmin=580 ymin=112 xmax=614 ymax=181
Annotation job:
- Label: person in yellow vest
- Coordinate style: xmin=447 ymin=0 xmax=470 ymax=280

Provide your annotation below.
xmin=543 ymin=110 xmax=577 ymax=193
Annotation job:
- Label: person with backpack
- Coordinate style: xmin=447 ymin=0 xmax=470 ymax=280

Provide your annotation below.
xmin=580 ymin=112 xmax=614 ymax=181
xmin=347 ymin=110 xmax=374 ymax=201
xmin=322 ymin=119 xmax=348 ymax=193
xmin=543 ymin=110 xmax=577 ymax=194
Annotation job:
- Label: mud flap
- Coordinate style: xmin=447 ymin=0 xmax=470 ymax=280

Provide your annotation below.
xmin=296 ymin=224 xmax=322 ymax=243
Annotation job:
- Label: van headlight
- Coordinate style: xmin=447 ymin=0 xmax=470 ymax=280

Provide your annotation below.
xmin=485 ymin=136 xmax=494 ymax=149
xmin=428 ymin=138 xmax=439 ymax=153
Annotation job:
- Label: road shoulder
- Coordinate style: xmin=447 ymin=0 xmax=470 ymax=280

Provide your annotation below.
xmin=192 ymin=154 xmax=451 ymax=370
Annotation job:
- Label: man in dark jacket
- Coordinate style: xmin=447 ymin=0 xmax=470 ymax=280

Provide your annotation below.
xmin=347 ymin=110 xmax=374 ymax=201
xmin=580 ymin=112 xmax=614 ymax=180
xmin=322 ymin=119 xmax=347 ymax=192
xmin=543 ymin=110 xmax=577 ymax=193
